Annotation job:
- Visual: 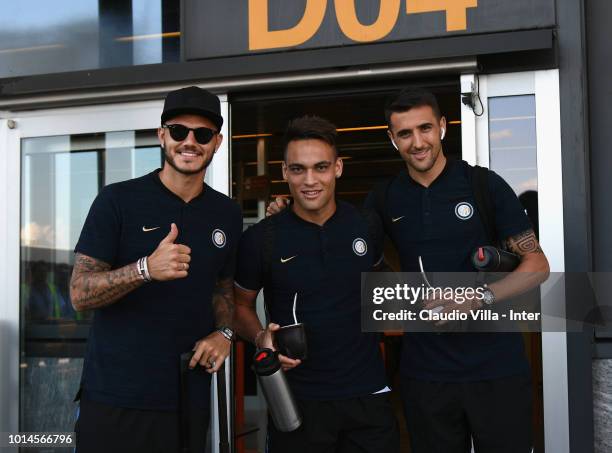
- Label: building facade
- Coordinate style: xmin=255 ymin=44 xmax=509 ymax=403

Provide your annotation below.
xmin=0 ymin=1 xmax=610 ymax=452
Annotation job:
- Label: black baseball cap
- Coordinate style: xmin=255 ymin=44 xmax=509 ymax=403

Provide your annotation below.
xmin=161 ymin=86 xmax=223 ymax=131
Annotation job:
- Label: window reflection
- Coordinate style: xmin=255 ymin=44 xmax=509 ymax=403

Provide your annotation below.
xmin=20 ymin=130 xmax=162 ymax=326
xmin=0 ymin=0 xmax=99 ymax=78
xmin=132 ymin=0 xmax=162 ymax=65
xmin=21 ymin=357 xmax=84 ymax=437
xmin=22 ymin=261 xmax=77 ymax=321
xmin=0 ymin=0 xmax=179 ymax=78
xmin=488 ymin=95 xmax=539 ymax=235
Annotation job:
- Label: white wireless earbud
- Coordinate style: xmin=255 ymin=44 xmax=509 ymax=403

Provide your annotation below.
xmin=391 ymin=139 xmax=398 ymax=150
xmin=440 ymin=128 xmax=446 ymax=140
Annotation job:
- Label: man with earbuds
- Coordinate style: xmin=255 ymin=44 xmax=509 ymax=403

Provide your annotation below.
xmin=70 ymin=86 xmax=242 ymax=453
xmin=367 ymin=88 xmax=549 ymax=453
xmin=267 ymin=88 xmax=549 ymax=452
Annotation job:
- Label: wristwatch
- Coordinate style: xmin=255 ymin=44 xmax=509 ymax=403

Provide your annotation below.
xmin=217 ymin=326 xmax=235 ymax=342
xmin=481 ymin=284 xmax=496 ymax=306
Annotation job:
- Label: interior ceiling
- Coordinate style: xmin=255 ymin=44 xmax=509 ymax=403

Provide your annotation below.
xmin=231 ymin=89 xmax=461 ymax=136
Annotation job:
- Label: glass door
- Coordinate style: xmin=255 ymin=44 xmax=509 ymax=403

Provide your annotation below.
xmin=461 ymin=70 xmax=568 ymax=453
xmin=0 ymin=97 xmax=231 ymax=452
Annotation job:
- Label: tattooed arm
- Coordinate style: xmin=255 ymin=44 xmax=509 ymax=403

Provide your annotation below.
xmin=506 ymin=229 xmax=545 ymax=256
xmin=487 ymin=229 xmax=550 ymax=302
xmin=70 ymin=223 xmax=192 ymax=311
xmin=189 ymin=276 xmax=235 ymax=373
xmin=69 ymin=253 xmax=144 ymax=312
xmin=212 ymin=276 xmax=235 ymax=328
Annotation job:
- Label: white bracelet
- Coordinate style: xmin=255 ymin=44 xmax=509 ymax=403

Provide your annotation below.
xmin=136 ymin=257 xmax=152 ymax=282
xmin=136 ymin=258 xmax=146 ymax=281
xmin=142 ymin=256 xmax=152 ymax=282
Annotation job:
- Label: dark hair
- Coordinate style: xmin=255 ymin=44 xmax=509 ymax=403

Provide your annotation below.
xmin=384 ymin=88 xmax=442 ymax=127
xmin=283 ymin=115 xmax=338 ymax=161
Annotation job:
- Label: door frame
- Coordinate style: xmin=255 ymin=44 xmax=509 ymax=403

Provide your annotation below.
xmin=461 ymin=69 xmax=569 ymax=452
xmin=0 ymin=97 xmax=231 ymax=452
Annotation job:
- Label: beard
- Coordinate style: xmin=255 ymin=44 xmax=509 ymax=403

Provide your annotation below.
xmin=163 ymin=146 xmax=214 ymax=175
xmin=407 ymin=146 xmax=441 ymax=173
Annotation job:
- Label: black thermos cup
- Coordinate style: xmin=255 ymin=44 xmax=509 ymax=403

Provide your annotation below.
xmin=472 ymin=246 xmax=520 ymax=272
xmin=252 ymin=349 xmax=302 ymax=432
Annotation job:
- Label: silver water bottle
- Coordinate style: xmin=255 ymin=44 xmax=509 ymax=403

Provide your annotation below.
xmin=253 ymin=348 xmax=302 ymax=432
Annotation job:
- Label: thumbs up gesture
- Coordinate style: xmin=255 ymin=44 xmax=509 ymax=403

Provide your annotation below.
xmin=147 ymin=223 xmax=192 ymax=281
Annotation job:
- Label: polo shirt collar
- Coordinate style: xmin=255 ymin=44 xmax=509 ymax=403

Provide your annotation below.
xmin=286 ymin=199 xmax=345 ymax=228
xmin=403 ymin=156 xmax=454 ymax=189
xmin=149 ymin=169 xmax=207 ymax=204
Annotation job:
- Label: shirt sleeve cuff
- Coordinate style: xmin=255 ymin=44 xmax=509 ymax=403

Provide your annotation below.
xmin=234 ymin=280 xmax=260 ymax=292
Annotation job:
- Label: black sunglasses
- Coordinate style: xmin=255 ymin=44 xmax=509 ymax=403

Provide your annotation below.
xmin=162 ymin=124 xmax=217 ymax=144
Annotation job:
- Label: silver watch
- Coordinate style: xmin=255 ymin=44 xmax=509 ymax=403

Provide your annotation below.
xmin=218 ymin=326 xmax=234 ymax=342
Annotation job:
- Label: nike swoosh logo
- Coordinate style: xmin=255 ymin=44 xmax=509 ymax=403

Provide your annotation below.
xmin=391 ymin=216 xmax=405 ymax=223
xmin=280 ymin=255 xmax=297 ymax=263
xmin=142 ymin=226 xmax=161 ymax=232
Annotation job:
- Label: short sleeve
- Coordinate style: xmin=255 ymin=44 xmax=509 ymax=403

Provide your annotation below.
xmin=234 ymin=223 xmax=264 ymax=292
xmin=74 ymin=186 xmax=121 ymax=265
xmin=489 ymin=171 xmax=532 ymax=240
xmin=217 ymin=207 xmax=243 ymax=280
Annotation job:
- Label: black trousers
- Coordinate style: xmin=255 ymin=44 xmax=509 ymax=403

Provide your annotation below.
xmin=75 ymin=397 xmax=209 ymax=453
xmin=267 ymin=393 xmax=400 ymax=453
xmin=401 ymin=375 xmax=533 ymax=453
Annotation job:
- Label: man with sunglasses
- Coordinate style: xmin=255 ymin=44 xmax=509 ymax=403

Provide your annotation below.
xmin=71 ymin=86 xmax=242 ymax=453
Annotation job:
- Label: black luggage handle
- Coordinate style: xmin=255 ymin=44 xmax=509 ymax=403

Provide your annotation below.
xmin=180 ymin=352 xmax=230 ymax=453
xmin=179 ymin=352 xmax=192 ymax=453
xmin=216 ymin=360 xmax=230 ymax=453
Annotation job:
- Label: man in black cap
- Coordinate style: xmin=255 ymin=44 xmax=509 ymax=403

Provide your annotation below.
xmin=70 ymin=86 xmax=242 ymax=453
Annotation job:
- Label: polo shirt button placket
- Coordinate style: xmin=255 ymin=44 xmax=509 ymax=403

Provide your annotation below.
xmin=422 ymin=190 xmax=432 ymax=242
xmin=178 ymin=204 xmax=188 ymax=242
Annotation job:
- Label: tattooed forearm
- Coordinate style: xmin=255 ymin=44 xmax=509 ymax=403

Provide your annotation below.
xmin=70 ymin=253 xmax=144 ymax=311
xmin=506 ymin=229 xmax=544 ymax=256
xmin=212 ymin=277 xmax=235 ymax=328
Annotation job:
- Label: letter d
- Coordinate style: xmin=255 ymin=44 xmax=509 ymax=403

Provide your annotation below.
xmin=249 ymin=0 xmax=327 ymax=50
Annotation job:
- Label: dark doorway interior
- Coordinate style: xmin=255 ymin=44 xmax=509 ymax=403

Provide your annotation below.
xmin=229 ymin=83 xmax=461 ymax=452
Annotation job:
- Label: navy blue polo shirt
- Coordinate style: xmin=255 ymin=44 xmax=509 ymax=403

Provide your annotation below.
xmin=235 ymin=201 xmax=388 ymax=400
xmin=365 ymin=159 xmax=532 ymax=381
xmin=75 ymin=170 xmax=242 ymax=411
